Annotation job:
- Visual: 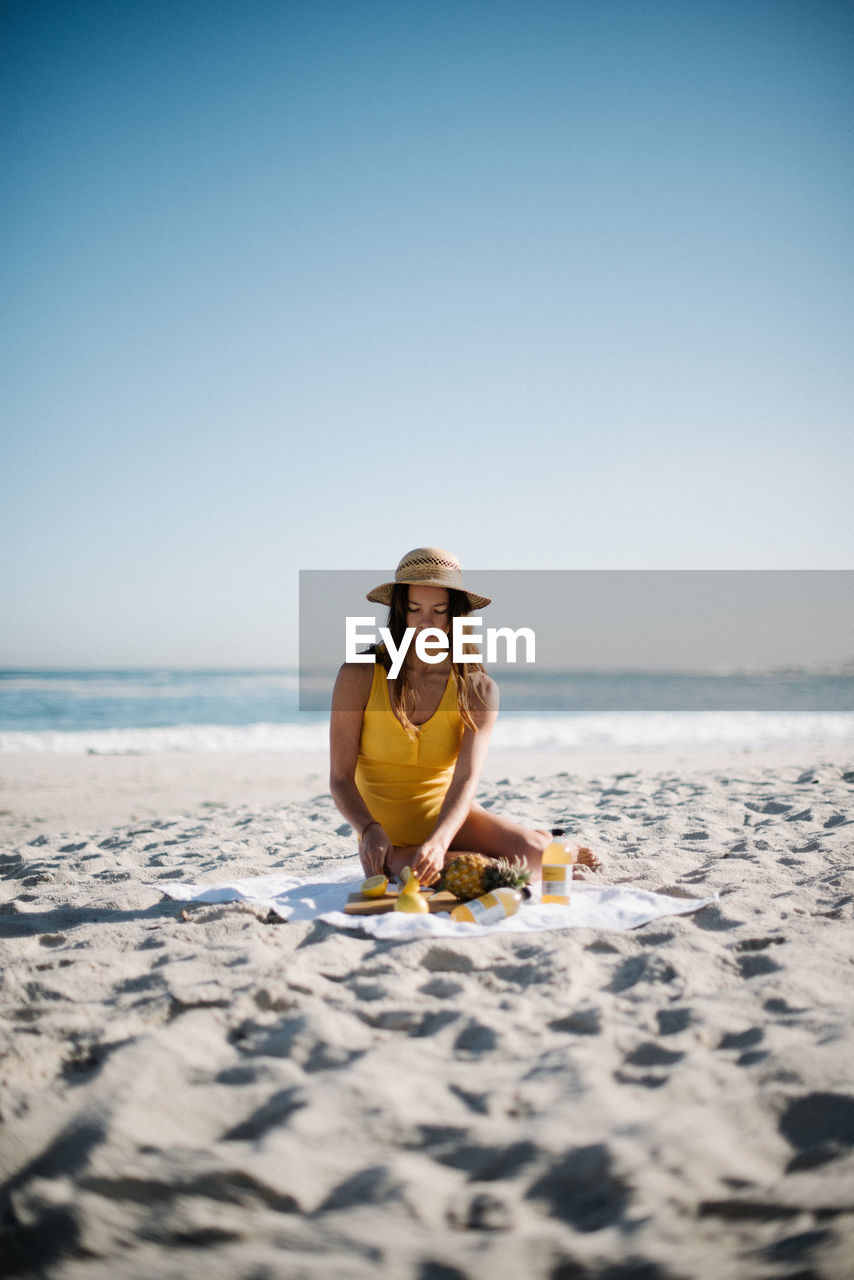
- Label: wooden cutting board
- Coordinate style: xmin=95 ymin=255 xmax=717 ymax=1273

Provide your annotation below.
xmin=344 ymin=888 xmax=457 ymax=916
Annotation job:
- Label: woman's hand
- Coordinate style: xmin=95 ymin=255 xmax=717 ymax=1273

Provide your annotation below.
xmin=358 ymin=822 xmax=393 ymax=877
xmin=410 ymin=840 xmax=448 ymax=888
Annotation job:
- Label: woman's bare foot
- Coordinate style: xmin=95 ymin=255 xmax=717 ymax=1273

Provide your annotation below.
xmin=574 ymin=844 xmax=601 ymax=872
xmin=535 ymin=830 xmax=600 ymax=874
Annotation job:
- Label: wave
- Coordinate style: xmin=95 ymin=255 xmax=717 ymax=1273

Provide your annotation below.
xmin=0 ymin=722 xmax=329 ymax=754
xmin=2 ymin=712 xmax=853 ymax=755
xmin=0 ymin=672 xmax=301 ymax=699
xmin=491 ymin=712 xmax=854 ymax=752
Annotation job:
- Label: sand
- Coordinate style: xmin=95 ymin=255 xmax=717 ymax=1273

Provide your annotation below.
xmin=1 ymin=745 xmax=853 ymax=1278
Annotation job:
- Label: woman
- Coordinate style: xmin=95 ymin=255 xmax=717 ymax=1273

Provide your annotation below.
xmin=329 ymin=547 xmax=597 ymax=886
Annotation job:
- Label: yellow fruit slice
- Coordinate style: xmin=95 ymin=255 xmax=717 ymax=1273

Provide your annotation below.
xmin=360 ymin=874 xmax=389 ymax=899
xmin=399 ymin=867 xmax=420 ymax=895
xmin=394 ymin=890 xmax=429 ymax=913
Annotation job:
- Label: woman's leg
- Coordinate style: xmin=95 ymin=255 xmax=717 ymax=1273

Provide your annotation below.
xmin=379 ymin=831 xmax=544 ymax=883
xmin=378 ymin=806 xmax=598 ymax=882
xmin=449 ymin=804 xmax=598 ymax=876
xmin=447 ymin=806 xmax=549 ymax=876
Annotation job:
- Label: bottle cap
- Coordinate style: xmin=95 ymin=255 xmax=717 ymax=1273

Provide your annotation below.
xmin=550 ymin=827 xmax=565 ymax=837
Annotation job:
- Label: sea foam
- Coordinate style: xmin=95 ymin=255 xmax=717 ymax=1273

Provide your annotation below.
xmin=2 ymin=711 xmax=852 ymax=755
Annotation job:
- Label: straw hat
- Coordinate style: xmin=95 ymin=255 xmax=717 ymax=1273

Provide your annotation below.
xmin=366 ymin=547 xmax=491 ymax=611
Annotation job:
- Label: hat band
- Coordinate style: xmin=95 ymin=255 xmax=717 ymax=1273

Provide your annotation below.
xmin=398 ymin=565 xmax=464 ymax=588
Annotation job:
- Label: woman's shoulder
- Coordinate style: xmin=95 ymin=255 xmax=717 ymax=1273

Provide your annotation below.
xmin=466 ymin=669 xmax=499 ymax=711
xmin=331 ymin=661 xmax=376 ymax=708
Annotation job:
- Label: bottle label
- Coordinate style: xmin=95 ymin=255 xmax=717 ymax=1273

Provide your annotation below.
xmin=466 ymin=893 xmax=506 ymax=924
xmin=542 ymin=866 xmax=570 ymax=901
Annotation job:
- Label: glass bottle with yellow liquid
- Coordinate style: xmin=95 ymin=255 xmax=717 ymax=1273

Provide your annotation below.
xmin=450 ymin=886 xmax=526 ymax=924
xmin=541 ymin=827 xmax=575 ymax=905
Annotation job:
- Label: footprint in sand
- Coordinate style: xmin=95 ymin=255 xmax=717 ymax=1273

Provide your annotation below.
xmin=691 ymin=905 xmax=743 ymax=932
xmin=608 ymin=954 xmax=677 ymax=992
xmin=745 ymin=801 xmax=792 ymax=815
xmin=735 ymin=953 xmax=783 ymax=979
xmin=447 ymin=1085 xmax=491 ymax=1116
xmin=717 ymin=1027 xmax=768 ymax=1066
xmin=421 ymin=947 xmax=477 ymax=975
xmin=785 ymin=808 xmax=812 ymax=822
xmin=232 ymin=1012 xmax=368 ymax=1072
xmin=222 ymin=1086 xmax=307 ymax=1141
xmin=656 ymin=1007 xmax=694 ymax=1035
xmin=431 ymin=1137 xmax=538 ymax=1183
xmin=780 ymin=1092 xmax=854 ymax=1172
xmin=732 ymin=937 xmax=785 ymax=979
xmin=453 ymin=1019 xmax=499 ymax=1056
xmin=525 ymin=1144 xmax=631 ymax=1232
xmin=549 ymin=1007 xmax=602 ymax=1035
xmin=758 ymin=1228 xmax=833 ymax=1268
xmin=359 ymin=1007 xmax=461 ymax=1038
xmin=718 ymin=1027 xmax=764 ymax=1050
xmin=763 ymin=997 xmax=806 ymax=1018
xmin=491 ymin=961 xmax=554 ymax=987
xmin=446 ymin=1189 xmax=514 ymax=1230
xmin=615 ymin=1040 xmax=684 ymax=1088
xmin=61 ymin=1037 xmax=122 ymax=1081
xmin=348 ymin=979 xmax=392 ymax=1001
xmin=418 ymin=977 xmax=465 ymax=999
xmin=625 ymin=1042 xmax=684 ymax=1068
xmin=315 ymin=1164 xmax=403 ymax=1213
xmin=411 ymin=1122 xmax=469 ymax=1150
xmin=635 ymin=931 xmax=675 ymax=947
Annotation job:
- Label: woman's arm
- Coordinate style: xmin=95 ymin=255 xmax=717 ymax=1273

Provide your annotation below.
xmin=329 ymin=662 xmax=392 ymax=876
xmin=409 ymin=674 xmax=499 ymax=883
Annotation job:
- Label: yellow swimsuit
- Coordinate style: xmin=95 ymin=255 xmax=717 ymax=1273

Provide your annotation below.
xmin=355 ymin=663 xmax=464 ymax=846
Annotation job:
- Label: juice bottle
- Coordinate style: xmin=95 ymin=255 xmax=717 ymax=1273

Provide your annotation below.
xmin=450 ymin=887 xmax=523 ymax=924
xmin=541 ymin=827 xmax=575 ymax=905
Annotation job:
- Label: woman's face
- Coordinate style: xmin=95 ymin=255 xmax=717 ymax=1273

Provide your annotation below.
xmin=406 ymin=585 xmax=451 ymax=636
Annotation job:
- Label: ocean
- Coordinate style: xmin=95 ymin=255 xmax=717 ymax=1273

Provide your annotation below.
xmin=1 ymin=668 xmax=853 ymax=755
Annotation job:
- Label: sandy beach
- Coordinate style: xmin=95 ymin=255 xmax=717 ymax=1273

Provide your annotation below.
xmin=2 ymin=745 xmax=853 ymax=1278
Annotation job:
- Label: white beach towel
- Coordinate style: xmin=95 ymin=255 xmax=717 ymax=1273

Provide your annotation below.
xmin=155 ymin=868 xmax=716 ymax=938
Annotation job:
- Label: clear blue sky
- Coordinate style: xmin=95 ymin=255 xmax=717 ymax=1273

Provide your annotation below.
xmin=2 ymin=0 xmax=852 ymax=665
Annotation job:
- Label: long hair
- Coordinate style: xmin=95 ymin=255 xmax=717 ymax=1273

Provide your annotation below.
xmin=371 ymin=584 xmax=488 ymax=736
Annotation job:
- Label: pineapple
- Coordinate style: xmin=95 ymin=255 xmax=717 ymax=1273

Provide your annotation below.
xmin=442 ymin=853 xmax=531 ymax=902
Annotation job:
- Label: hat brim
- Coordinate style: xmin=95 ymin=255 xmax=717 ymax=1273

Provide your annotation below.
xmin=366 ymin=582 xmax=491 ymax=611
